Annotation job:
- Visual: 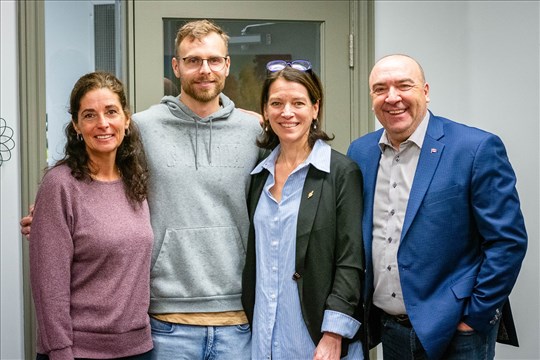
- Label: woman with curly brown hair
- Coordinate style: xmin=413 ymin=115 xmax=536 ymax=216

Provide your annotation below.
xmin=30 ymin=72 xmax=154 ymax=360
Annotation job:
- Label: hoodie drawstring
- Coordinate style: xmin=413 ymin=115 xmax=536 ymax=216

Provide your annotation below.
xmin=209 ymin=118 xmax=213 ymax=165
xmin=194 ymin=119 xmax=199 ymax=170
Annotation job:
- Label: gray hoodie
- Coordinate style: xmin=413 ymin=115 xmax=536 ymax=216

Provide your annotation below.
xmin=133 ymin=94 xmax=262 ymax=314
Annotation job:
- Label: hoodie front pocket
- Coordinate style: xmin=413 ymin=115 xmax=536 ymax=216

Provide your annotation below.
xmin=150 ymin=226 xmax=245 ymax=299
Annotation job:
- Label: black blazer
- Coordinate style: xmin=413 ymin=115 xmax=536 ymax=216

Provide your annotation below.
xmin=242 ymin=149 xmax=365 ymax=357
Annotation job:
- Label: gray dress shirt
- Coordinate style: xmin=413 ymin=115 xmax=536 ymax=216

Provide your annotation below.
xmin=372 ymin=113 xmax=430 ymax=315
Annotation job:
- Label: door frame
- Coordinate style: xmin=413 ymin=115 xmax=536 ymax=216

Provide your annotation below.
xmin=18 ymin=1 xmax=47 ymax=357
xmin=126 ymin=0 xmax=374 ymax=149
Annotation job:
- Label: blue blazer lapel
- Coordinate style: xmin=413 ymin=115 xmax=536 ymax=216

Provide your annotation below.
xmin=362 ymin=142 xmax=382 ymax=287
xmin=363 ymin=145 xmax=382 ymax=229
xmin=401 ymin=114 xmax=445 ymax=241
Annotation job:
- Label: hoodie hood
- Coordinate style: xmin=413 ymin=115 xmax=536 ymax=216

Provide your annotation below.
xmin=161 ymin=93 xmax=235 ymax=169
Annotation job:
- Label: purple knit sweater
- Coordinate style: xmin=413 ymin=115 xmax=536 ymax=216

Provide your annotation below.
xmin=30 ymin=164 xmax=154 ymax=360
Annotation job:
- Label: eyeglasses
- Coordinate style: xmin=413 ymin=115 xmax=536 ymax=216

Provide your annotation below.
xmin=266 ymin=60 xmax=312 ymax=72
xmin=179 ymin=56 xmax=228 ymax=71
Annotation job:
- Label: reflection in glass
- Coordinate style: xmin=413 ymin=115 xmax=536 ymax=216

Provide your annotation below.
xmin=163 ymin=19 xmax=320 ymax=112
xmin=45 ymin=0 xmax=123 ymax=165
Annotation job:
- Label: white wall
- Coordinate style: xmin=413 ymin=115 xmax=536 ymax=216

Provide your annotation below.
xmin=0 ymin=1 xmax=25 ymax=359
xmin=374 ymin=1 xmax=540 ymax=359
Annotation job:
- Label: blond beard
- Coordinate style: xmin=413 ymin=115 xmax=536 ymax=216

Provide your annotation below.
xmin=181 ymin=78 xmax=225 ymax=103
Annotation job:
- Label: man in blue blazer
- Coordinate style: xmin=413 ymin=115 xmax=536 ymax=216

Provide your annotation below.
xmin=347 ymin=54 xmax=527 ymax=359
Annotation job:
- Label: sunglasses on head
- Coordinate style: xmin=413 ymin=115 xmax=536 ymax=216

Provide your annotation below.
xmin=266 ymin=60 xmax=312 ymax=72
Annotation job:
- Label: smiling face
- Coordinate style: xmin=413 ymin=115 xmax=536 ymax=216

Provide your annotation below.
xmin=72 ymin=87 xmax=130 ymax=163
xmin=172 ymin=32 xmax=230 ymax=107
xmin=263 ymin=77 xmax=319 ymax=148
xmin=369 ymin=55 xmax=430 ymax=147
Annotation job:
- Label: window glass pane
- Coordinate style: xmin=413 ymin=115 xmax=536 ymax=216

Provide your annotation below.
xmin=94 ymin=4 xmax=116 ymax=74
xmin=163 ymin=19 xmax=320 ymax=112
xmin=44 ymin=0 xmax=121 ymax=164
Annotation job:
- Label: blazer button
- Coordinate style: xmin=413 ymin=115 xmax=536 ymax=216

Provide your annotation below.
xmin=292 ymin=272 xmax=302 ymax=281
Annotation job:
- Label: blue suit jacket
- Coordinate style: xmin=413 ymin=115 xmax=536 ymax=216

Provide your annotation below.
xmin=347 ymin=112 xmax=527 ymax=359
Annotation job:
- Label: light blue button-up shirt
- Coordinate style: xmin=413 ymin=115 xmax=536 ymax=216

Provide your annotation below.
xmin=250 ymin=140 xmax=363 ymax=360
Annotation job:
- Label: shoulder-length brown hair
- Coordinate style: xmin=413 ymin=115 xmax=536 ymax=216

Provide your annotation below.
xmin=257 ymin=66 xmax=333 ymax=150
xmin=55 ymin=71 xmax=149 ymax=205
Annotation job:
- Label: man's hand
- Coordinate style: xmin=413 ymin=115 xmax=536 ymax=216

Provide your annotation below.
xmin=457 ymin=321 xmax=474 ymax=332
xmin=313 ymin=332 xmax=342 ymax=360
xmin=20 ymin=204 xmax=34 ymax=239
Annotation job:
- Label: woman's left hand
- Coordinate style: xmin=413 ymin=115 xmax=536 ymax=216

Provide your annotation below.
xmin=313 ymin=332 xmax=342 ymax=360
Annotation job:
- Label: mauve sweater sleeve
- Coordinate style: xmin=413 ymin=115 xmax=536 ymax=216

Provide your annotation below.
xmin=29 ymin=169 xmax=75 ymax=360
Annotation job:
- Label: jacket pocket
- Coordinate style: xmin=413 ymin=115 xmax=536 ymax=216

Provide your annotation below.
xmin=451 ymin=275 xmax=476 ymax=299
xmin=422 ymin=184 xmax=462 ymax=206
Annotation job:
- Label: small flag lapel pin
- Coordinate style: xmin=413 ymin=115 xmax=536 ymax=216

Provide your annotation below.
xmin=431 ymin=148 xmax=438 ymax=154
xmin=308 ymin=190 xmax=314 ymax=199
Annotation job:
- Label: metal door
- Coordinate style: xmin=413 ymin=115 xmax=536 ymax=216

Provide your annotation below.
xmin=130 ymin=0 xmax=370 ymax=153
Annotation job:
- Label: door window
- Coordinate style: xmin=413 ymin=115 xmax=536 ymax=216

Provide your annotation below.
xmin=163 ymin=19 xmax=320 ymax=113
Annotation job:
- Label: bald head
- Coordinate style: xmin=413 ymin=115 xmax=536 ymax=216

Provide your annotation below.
xmin=370 ymin=54 xmax=426 ymax=86
xmin=368 ymin=54 xmax=430 ymax=148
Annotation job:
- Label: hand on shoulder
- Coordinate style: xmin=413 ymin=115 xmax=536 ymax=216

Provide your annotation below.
xmin=237 ymin=108 xmax=263 ymax=127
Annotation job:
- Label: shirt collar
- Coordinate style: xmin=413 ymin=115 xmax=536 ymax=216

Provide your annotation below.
xmin=251 ymin=139 xmax=331 ymax=175
xmin=378 ymin=111 xmax=431 ymax=152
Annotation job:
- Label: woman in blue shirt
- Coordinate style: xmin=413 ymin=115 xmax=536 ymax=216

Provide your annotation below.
xmin=242 ymin=60 xmax=365 ymax=360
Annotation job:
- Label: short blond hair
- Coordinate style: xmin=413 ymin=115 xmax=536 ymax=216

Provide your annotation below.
xmin=175 ymin=19 xmax=229 ymax=57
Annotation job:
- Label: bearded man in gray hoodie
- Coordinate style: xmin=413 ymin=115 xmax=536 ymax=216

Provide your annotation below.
xmin=133 ymin=20 xmax=261 ymax=359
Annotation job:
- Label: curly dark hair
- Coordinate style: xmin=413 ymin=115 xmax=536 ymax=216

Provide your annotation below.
xmin=257 ymin=66 xmax=334 ymax=150
xmin=54 ymin=71 xmax=149 ymax=205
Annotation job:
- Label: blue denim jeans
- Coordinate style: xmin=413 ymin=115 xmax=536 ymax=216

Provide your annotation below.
xmin=149 ymin=317 xmax=251 ymax=360
xmin=380 ymin=312 xmax=499 ymax=360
